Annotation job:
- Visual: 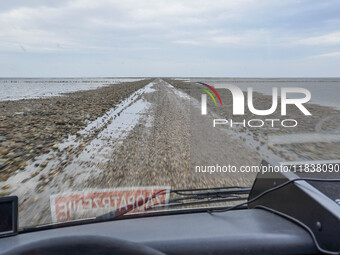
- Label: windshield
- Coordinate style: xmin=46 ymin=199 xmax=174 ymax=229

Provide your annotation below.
xmin=0 ymin=1 xmax=340 ymax=229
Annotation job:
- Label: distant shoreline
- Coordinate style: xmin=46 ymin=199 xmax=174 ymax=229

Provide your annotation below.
xmin=0 ymin=78 xmax=143 ymax=102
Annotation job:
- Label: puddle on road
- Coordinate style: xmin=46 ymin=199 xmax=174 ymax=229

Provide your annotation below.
xmin=72 ymin=98 xmax=152 ymax=174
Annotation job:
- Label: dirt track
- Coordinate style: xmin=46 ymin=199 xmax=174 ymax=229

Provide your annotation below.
xmin=97 ymin=79 xmax=260 ymax=190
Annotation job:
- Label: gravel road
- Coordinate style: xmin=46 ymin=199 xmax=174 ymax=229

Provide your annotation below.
xmin=1 ymin=78 xmax=263 ymax=227
xmin=97 ymin=79 xmax=260 ymax=190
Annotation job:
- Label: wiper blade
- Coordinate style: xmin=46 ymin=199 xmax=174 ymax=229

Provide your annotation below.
xmin=163 ymin=197 xmax=248 ymax=209
xmin=171 ymin=186 xmax=251 ymax=198
xmin=172 ymin=185 xmax=250 ymax=192
xmin=95 ymin=189 xmax=167 ymax=221
xmin=153 ymin=186 xmax=251 ymax=210
xmin=96 ymin=186 xmax=251 ymax=221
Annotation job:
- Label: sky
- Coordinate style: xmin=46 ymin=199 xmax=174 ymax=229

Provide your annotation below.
xmin=0 ymin=0 xmax=340 ymax=77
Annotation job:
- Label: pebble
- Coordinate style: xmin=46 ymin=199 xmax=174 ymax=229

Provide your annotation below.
xmin=0 ymin=147 xmax=9 ymax=156
xmin=0 ymin=190 xmax=9 ymax=196
xmin=56 ymin=119 xmax=65 ymax=125
xmin=1 ymin=184 xmax=10 ymax=190
xmin=31 ymin=169 xmax=41 ymax=177
xmin=42 ymin=148 xmax=50 ymax=153
xmin=39 ymin=174 xmax=47 ymax=180
xmin=40 ymin=161 xmax=48 ymax=168
xmin=7 ymin=152 xmax=15 ymax=158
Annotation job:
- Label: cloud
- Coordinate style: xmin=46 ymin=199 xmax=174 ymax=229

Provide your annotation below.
xmin=173 ymin=29 xmax=274 ymax=47
xmin=310 ymin=51 xmax=340 ymax=59
xmin=1 ymin=0 xmax=340 ymax=76
xmin=0 ymin=0 xmax=301 ymax=52
xmin=295 ymin=31 xmax=340 ymax=45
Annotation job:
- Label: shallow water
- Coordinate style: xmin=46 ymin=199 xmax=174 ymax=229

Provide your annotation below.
xmin=0 ymin=78 xmax=143 ymax=101
xmin=188 ymin=78 xmax=340 ymax=110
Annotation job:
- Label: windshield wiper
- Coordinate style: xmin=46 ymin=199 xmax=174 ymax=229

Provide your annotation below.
xmin=96 ymin=186 xmax=251 ymax=221
xmin=161 ymin=186 xmax=251 ymax=209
